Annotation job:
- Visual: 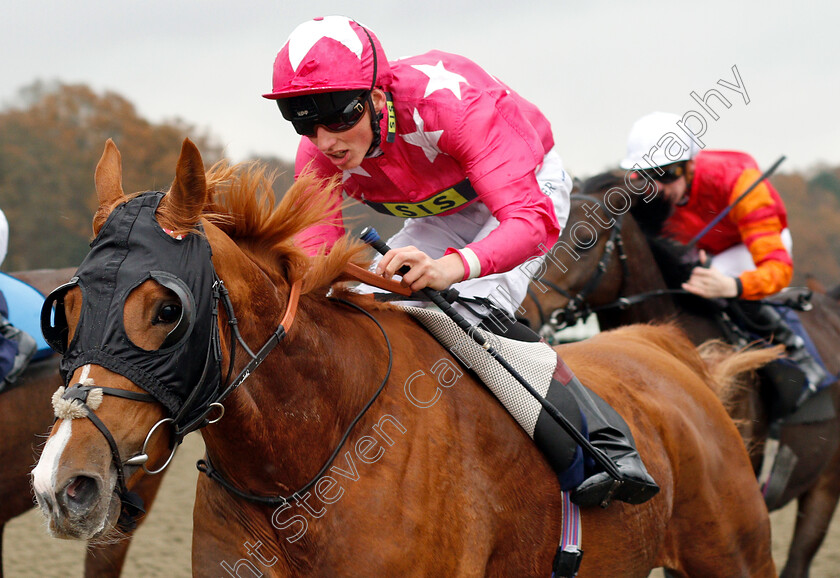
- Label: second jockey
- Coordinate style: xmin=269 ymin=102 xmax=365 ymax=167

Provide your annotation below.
xmin=622 ymin=111 xmax=828 ymax=420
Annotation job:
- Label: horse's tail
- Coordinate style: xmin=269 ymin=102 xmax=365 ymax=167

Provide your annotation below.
xmin=605 ymin=322 xmax=782 ymax=409
xmin=696 ymin=339 xmax=783 ymax=413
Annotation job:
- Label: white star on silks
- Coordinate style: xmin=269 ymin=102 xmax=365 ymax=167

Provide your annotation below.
xmin=401 ymin=109 xmax=444 ymax=164
xmin=288 ymin=16 xmax=363 ymax=70
xmin=342 ymin=165 xmax=371 ymax=182
xmin=411 ymin=61 xmax=468 ymax=100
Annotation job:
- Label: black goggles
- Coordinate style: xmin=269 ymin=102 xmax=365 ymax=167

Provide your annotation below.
xmin=638 ymin=162 xmax=685 ymax=184
xmin=277 ymin=90 xmax=369 ymax=137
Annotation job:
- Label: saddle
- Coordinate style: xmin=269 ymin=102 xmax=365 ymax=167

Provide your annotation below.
xmin=336 ymin=263 xmax=586 ymax=487
xmin=401 ymin=304 xmax=586 ymax=490
xmin=715 ymin=295 xmax=835 ymax=422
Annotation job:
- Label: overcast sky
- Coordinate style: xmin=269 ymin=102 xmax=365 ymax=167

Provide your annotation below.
xmin=3 ymin=0 xmax=838 ymax=178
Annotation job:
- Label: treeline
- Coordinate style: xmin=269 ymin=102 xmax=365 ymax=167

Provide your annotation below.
xmin=0 ymin=81 xmax=396 ymax=272
xmin=0 ymin=82 xmax=838 ymax=286
xmin=772 ymin=169 xmax=840 ymax=284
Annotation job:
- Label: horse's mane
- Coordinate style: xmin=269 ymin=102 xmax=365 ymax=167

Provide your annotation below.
xmin=581 ymin=171 xmax=673 ymax=238
xmin=608 ymin=323 xmax=710 ymax=377
xmin=580 ymin=171 xmax=625 ymax=198
xmin=644 ymin=236 xmax=697 ymax=288
xmin=161 ymin=161 xmax=370 ymax=295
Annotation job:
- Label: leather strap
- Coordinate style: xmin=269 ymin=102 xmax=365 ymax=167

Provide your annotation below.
xmin=338 ymin=262 xmax=413 ymax=297
xmin=281 ymin=280 xmax=303 ymax=330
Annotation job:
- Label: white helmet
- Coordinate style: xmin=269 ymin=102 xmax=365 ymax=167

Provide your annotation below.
xmin=620 ymin=111 xmax=699 ymax=170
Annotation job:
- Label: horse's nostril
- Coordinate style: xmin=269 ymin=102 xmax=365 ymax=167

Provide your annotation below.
xmin=60 ymin=475 xmax=100 ymax=513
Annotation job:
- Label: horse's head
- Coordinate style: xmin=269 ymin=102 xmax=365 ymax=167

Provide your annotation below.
xmin=521 ymin=170 xmax=687 ymax=333
xmin=32 ymin=137 xmax=362 ymax=541
xmin=31 ymin=139 xmax=220 ymax=540
xmin=521 ymin=172 xmax=633 ymax=330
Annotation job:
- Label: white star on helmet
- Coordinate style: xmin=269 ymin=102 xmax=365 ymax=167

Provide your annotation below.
xmin=288 ymin=16 xmax=363 ymax=71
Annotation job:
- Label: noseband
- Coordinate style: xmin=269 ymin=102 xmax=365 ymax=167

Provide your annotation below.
xmin=53 ymin=380 xmax=158 ymax=530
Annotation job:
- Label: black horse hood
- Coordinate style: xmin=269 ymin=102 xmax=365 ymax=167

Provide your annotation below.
xmin=43 ymin=192 xmax=220 ymax=419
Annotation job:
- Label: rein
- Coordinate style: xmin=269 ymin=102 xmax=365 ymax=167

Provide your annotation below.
xmin=197 ymin=296 xmax=394 ymax=505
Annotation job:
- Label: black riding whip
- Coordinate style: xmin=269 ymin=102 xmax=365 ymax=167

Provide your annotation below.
xmin=359 ymin=226 xmax=622 ymax=480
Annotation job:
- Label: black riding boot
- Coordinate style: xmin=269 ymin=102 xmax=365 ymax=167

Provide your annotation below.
xmin=742 ymin=303 xmax=828 ymax=414
xmin=0 ymin=316 xmax=37 ymax=384
xmin=567 ymin=378 xmax=660 ymax=507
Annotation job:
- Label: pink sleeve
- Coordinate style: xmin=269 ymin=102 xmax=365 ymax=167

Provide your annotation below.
xmin=293 ymin=140 xmax=346 ymax=255
xmin=441 ymin=91 xmax=560 ymax=276
xmin=463 ymin=172 xmax=560 ymax=275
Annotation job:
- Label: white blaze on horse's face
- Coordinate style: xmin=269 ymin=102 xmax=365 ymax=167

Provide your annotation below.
xmin=31 ymin=420 xmax=72 ymax=507
xmin=31 ymin=364 xmax=121 ymax=540
xmin=32 ymin=364 xmax=91 ymax=502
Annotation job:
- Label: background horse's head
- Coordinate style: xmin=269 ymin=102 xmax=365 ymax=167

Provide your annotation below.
xmin=521 ymin=171 xmax=676 ymax=332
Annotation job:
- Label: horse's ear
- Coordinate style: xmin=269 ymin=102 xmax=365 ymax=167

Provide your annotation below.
xmin=93 ymin=139 xmax=126 ymax=234
xmin=167 ymin=138 xmax=207 ymax=227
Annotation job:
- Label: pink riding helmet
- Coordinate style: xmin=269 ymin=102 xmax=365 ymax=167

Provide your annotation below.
xmin=263 ymin=15 xmax=393 ymax=99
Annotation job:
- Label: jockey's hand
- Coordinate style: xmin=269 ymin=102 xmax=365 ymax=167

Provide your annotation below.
xmin=682 ymin=255 xmax=739 ymax=299
xmin=376 ymin=247 xmax=465 ymax=292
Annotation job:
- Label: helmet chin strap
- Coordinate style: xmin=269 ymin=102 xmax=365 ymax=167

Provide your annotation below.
xmin=358 ymin=22 xmax=381 ymax=157
xmin=366 ymin=92 xmax=382 ymax=155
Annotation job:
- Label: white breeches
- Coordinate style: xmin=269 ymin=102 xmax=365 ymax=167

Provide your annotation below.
xmin=360 ymin=148 xmax=573 ymax=324
xmin=710 ymin=229 xmax=793 ymax=280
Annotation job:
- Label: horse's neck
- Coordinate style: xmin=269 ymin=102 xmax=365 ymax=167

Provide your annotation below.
xmin=604 ymin=218 xmax=727 ymax=344
xmin=600 ymin=218 xmax=681 ymax=327
xmin=201 ymin=289 xmax=390 ymax=494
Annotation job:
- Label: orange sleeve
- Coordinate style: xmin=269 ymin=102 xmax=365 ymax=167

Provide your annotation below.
xmin=728 ymin=169 xmax=792 ymax=299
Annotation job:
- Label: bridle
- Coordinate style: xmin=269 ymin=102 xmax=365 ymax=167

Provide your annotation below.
xmin=50 ymin=265 xmax=305 ymax=530
xmin=532 ymin=194 xmax=689 ymax=339
xmin=52 ymin=248 xmax=394 ymax=523
xmin=532 ymin=194 xmax=628 ymax=335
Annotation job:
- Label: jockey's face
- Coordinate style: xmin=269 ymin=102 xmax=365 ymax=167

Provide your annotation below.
xmin=657 ymin=176 xmax=689 ymax=206
xmin=653 ymin=160 xmax=695 ymax=207
xmin=308 ymin=90 xmax=386 ymax=171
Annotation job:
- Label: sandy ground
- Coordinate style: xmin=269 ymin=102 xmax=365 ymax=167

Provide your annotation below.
xmin=5 ymin=431 xmax=840 ymax=577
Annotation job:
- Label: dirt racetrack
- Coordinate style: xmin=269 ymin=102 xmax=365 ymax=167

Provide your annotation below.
xmin=5 ymin=432 xmax=840 ymax=577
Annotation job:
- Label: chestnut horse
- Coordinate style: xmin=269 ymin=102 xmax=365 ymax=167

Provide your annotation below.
xmin=0 ymin=268 xmax=166 ymax=577
xmin=32 ymin=140 xmax=778 ymax=576
xmin=521 ymin=172 xmax=840 ymax=578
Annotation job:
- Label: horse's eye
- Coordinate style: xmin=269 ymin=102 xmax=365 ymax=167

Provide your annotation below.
xmin=155 ymin=303 xmax=182 ymax=325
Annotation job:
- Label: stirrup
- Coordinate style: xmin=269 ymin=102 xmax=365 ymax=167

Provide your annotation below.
xmin=571 ymin=469 xmax=659 ymax=508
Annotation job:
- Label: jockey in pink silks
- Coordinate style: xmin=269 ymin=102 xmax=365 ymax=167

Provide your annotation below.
xmin=262 ymin=15 xmax=659 ymax=508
